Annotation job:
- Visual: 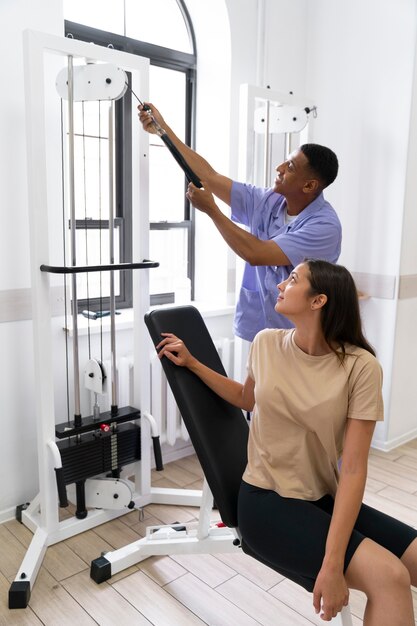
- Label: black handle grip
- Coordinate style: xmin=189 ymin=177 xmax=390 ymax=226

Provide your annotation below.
xmin=160 ymin=133 xmax=203 ymax=188
xmin=152 ymin=436 xmax=164 ymax=471
xmin=54 ymin=467 xmax=69 ymax=507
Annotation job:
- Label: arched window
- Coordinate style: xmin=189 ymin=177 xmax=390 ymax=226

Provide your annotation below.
xmin=63 ymin=0 xmax=197 ymax=307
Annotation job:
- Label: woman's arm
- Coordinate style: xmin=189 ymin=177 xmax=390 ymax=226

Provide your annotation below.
xmin=313 ymin=418 xmax=376 ymax=621
xmin=156 ymin=333 xmax=255 ymax=412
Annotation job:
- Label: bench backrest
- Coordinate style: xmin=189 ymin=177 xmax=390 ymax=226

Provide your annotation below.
xmin=145 ymin=305 xmax=249 ymax=527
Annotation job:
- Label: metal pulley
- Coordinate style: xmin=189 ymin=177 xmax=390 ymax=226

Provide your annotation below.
xmin=56 ymin=62 xmax=128 ymax=101
xmin=84 ymin=358 xmax=107 ymax=395
xmin=254 ymin=103 xmax=309 ymax=134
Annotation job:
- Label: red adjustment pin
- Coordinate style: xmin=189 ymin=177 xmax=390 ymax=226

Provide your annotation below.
xmin=100 ymin=423 xmax=110 ymax=432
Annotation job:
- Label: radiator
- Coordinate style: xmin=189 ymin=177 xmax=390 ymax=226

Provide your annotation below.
xmin=99 ymin=337 xmax=233 ymax=447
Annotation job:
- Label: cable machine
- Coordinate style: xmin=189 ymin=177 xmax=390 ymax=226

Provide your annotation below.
xmin=9 ymin=30 xmax=209 ymax=609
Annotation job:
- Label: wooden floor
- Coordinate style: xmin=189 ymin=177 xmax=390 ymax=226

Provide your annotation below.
xmin=2 ymin=442 xmax=417 ymax=625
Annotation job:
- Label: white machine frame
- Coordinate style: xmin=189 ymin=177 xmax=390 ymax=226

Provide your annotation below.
xmin=10 ymin=29 xmax=241 ymax=610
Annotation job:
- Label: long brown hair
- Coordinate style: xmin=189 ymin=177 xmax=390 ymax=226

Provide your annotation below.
xmin=305 ymin=259 xmax=376 ymax=359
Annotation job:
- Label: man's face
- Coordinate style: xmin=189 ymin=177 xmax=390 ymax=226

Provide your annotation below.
xmin=273 ymin=149 xmax=313 ymax=196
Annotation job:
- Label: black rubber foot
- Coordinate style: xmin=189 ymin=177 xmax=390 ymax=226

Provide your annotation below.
xmin=90 ymin=555 xmax=112 ymax=583
xmin=15 ymin=503 xmax=30 ymax=523
xmin=9 ymin=580 xmax=31 ymax=609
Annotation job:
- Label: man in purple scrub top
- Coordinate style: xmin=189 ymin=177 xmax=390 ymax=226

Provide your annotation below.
xmin=139 ymin=104 xmax=341 ymax=343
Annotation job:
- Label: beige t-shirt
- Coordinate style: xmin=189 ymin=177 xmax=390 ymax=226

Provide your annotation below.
xmin=242 ymin=328 xmax=384 ymax=500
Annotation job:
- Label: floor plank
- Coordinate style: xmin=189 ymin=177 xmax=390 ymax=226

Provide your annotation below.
xmin=27 ymin=568 xmax=96 ymax=625
xmin=377 ymin=485 xmax=417 ymax=511
xmin=0 ymin=525 xmax=29 ymax=581
xmin=150 ymin=464 xmax=201 ymax=488
xmin=42 ymin=541 xmax=88 ymax=581
xmin=367 ymin=459 xmax=417 ymax=493
xmin=138 ymin=555 xmax=187 ymax=586
xmin=64 ymin=528 xmax=115 ymax=565
xmin=3 ymin=520 xmax=33 ymax=550
xmin=143 ymin=503 xmax=196 ymax=526
xmin=62 ymin=569 xmax=152 ymax=625
xmin=395 ymin=454 xmax=417 ymax=473
xmin=215 ymin=551 xmax=284 ymax=591
xmin=112 ymin=570 xmax=206 ymax=625
xmin=91 ymin=517 xmax=142 ymax=550
xmin=370 ymin=454 xmax=417 ymax=484
xmin=172 ymin=455 xmax=204 ymax=478
xmin=217 ymin=574 xmax=317 ymax=625
xmin=170 ymin=553 xmax=235 ymax=588
xmin=165 ymin=572 xmax=260 ymax=626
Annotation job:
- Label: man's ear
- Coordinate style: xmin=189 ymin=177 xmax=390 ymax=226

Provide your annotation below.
xmin=303 ymin=179 xmax=320 ymax=194
xmin=311 ymin=293 xmax=327 ymax=310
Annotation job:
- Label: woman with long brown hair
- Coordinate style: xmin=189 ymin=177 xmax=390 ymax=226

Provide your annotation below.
xmin=156 ymin=259 xmax=417 ymax=625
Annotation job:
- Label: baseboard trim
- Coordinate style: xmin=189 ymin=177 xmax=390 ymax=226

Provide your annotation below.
xmin=0 ymin=506 xmax=17 ymax=524
xmin=372 ymin=426 xmax=417 ymax=452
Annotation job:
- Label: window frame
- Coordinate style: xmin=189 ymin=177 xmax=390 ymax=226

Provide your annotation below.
xmin=64 ymin=3 xmax=197 ymax=309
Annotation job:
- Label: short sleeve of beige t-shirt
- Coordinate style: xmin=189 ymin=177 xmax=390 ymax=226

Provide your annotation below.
xmin=242 ymin=329 xmax=384 ymax=500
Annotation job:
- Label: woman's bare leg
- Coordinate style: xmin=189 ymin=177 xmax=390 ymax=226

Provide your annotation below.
xmin=401 ymin=537 xmax=417 ymax=587
xmin=345 ymin=538 xmax=414 ymax=626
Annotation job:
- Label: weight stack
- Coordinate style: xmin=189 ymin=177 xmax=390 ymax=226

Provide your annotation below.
xmin=57 ymin=422 xmax=141 ymax=484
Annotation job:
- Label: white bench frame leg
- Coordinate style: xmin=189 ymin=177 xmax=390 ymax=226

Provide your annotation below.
xmin=89 ymin=477 xmax=354 ymax=625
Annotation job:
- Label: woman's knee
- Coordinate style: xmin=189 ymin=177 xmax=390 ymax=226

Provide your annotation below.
xmin=382 ymin=557 xmax=411 ymax=590
xmin=346 ymin=539 xmax=411 ymax=596
xmin=401 ymin=537 xmax=417 ymax=587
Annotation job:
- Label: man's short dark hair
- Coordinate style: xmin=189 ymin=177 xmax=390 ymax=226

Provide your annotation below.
xmin=300 ymin=143 xmax=339 ymax=189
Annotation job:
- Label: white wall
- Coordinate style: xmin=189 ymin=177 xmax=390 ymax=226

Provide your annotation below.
xmin=0 ymin=2 xmax=60 ymax=293
xmin=0 ymin=0 xmax=64 ymax=518
xmin=305 ymin=0 xmax=415 ymax=279
xmin=388 ymin=18 xmax=417 ymax=447
xmin=303 ymin=0 xmax=417 ymax=448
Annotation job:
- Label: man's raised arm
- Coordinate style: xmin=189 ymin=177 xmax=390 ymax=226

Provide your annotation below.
xmin=138 ymin=102 xmax=233 ymax=206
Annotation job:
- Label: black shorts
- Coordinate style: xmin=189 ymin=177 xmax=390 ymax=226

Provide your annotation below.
xmin=238 ymin=480 xmax=417 ymax=592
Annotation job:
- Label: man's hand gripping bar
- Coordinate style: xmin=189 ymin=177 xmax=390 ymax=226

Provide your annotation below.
xmin=127 ymin=83 xmax=203 ymax=188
